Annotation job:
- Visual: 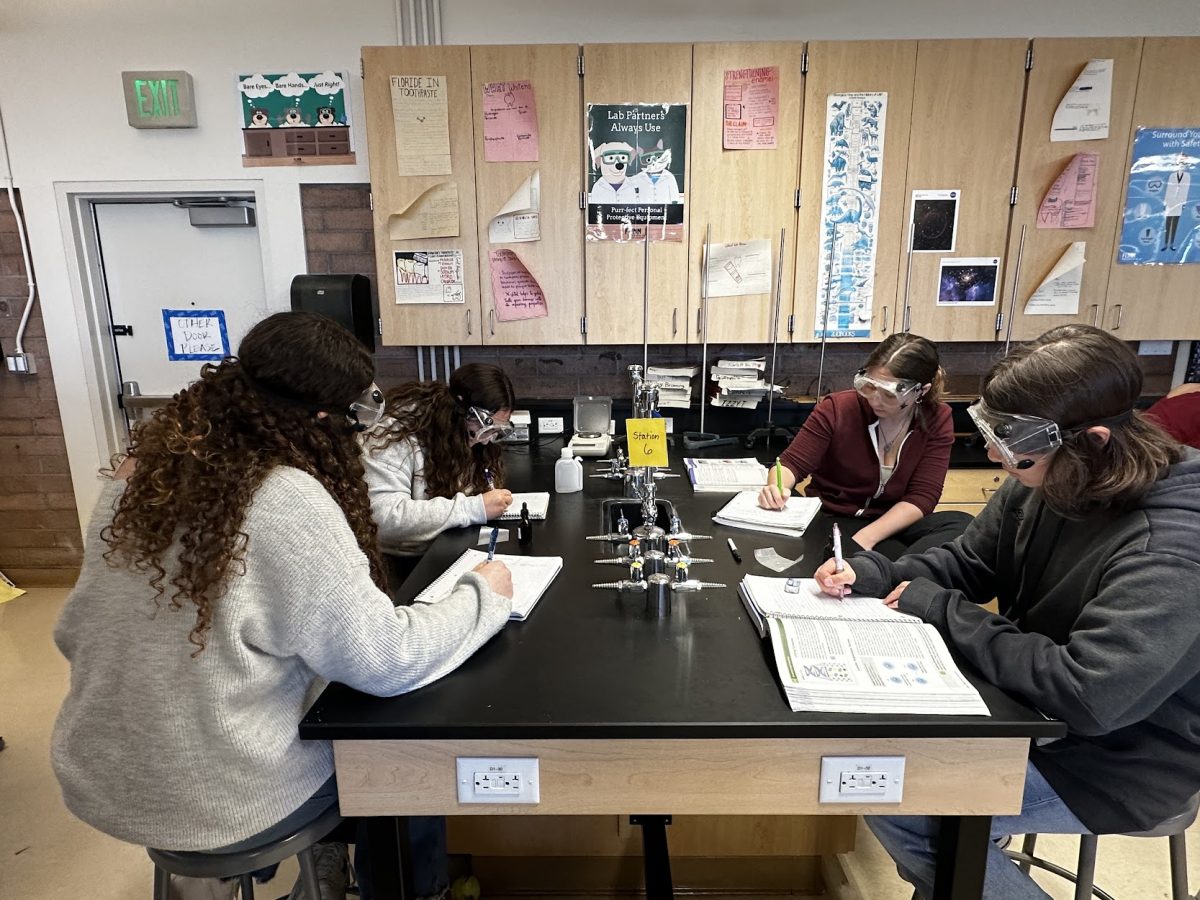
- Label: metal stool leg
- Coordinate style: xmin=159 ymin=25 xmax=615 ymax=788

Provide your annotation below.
xmin=1074 ymin=834 xmax=1098 ymax=900
xmin=1019 ymin=834 xmax=1039 ymax=875
xmin=239 ymin=872 xmax=255 ymax=898
xmin=297 ymin=845 xmax=322 ymax=899
xmin=1168 ymin=832 xmax=1190 ymax=900
xmin=153 ymin=864 xmax=171 ymax=900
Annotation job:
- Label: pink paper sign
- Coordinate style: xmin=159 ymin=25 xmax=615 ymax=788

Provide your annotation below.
xmin=482 ymin=81 xmax=539 ymax=162
xmin=723 ymin=66 xmax=779 ymax=150
xmin=1038 ymin=153 xmax=1099 ymax=229
xmin=489 ymin=249 xmax=548 ymax=321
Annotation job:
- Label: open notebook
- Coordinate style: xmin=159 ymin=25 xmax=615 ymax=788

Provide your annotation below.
xmin=497 ymin=492 xmax=551 ymax=521
xmin=413 ymin=547 xmax=562 ymax=620
xmin=713 ymin=490 xmax=821 ymax=538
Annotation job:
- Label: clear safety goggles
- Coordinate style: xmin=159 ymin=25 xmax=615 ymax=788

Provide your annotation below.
xmin=967 ymin=399 xmax=1062 ymax=467
xmin=466 ymin=406 xmax=514 ymax=444
xmin=853 ymin=369 xmax=920 ymax=404
xmin=599 ymin=150 xmax=631 ymax=165
xmin=347 ymin=383 xmax=385 ymax=432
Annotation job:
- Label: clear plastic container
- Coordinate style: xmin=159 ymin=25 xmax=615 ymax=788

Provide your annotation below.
xmin=554 ymin=447 xmax=584 ymax=493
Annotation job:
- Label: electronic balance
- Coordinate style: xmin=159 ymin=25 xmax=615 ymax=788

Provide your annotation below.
xmin=567 ymin=395 xmax=613 ymax=457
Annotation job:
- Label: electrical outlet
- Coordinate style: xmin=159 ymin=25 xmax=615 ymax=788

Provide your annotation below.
xmin=818 ymin=756 xmax=905 ymax=804
xmin=538 ymin=416 xmax=564 ymax=435
xmin=664 ymin=417 xmax=674 ymax=434
xmin=456 ymin=757 xmax=540 ymax=805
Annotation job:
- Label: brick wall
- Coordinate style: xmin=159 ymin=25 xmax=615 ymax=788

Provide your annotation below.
xmin=299 ymin=182 xmax=1176 ymax=404
xmin=0 ymin=189 xmax=84 ymax=587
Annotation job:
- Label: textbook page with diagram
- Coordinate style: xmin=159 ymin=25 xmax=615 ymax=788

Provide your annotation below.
xmin=414 ymin=548 xmax=562 ymax=620
xmin=741 ymin=576 xmax=989 ymax=716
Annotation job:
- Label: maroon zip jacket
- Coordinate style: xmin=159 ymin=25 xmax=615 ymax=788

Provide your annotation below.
xmin=778 ymin=390 xmax=954 ymax=517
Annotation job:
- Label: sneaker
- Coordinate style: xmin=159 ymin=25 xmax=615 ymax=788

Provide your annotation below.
xmin=287 ymin=841 xmax=349 ymax=900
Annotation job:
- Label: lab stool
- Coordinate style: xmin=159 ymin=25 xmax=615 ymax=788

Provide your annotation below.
xmin=147 ymin=801 xmax=343 ymax=899
xmin=1004 ymin=791 xmax=1199 ymax=900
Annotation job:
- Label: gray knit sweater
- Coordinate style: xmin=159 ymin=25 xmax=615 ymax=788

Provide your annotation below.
xmin=52 ymin=467 xmax=511 ymax=851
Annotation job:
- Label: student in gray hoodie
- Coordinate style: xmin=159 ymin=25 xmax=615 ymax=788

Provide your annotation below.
xmin=815 ymin=324 xmax=1200 ymax=899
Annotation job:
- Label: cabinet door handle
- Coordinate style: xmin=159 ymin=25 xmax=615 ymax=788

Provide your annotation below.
xmin=672 ymin=307 xmax=678 ymax=337
xmin=1111 ymin=304 xmax=1124 ymax=330
xmin=489 ymin=310 xmax=495 ymax=335
xmin=697 ymin=308 xmax=703 ymax=334
xmin=1088 ymin=303 xmax=1099 ymax=327
xmin=902 ymin=305 xmax=911 ymax=333
xmin=880 ymin=305 xmax=889 ymax=335
xmin=466 ymin=309 xmax=472 ymax=335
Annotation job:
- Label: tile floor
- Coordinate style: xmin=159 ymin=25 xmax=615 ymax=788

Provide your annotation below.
xmin=2 ymin=587 xmax=1197 ymax=899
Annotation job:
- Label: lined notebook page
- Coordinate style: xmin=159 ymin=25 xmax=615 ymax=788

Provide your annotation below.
xmin=741 ymin=576 xmax=919 ymax=624
xmin=413 ymin=548 xmax=563 ymax=620
xmin=497 ymin=492 xmax=551 ymax=521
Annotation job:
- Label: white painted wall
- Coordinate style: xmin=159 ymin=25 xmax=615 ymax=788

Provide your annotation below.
xmin=3 ymin=0 xmax=1198 ymax=525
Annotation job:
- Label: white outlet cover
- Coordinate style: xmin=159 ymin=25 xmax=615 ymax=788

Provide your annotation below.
xmin=818 ymin=755 xmax=905 ymax=804
xmin=538 ymin=417 xmax=564 ymax=434
xmin=456 ymin=756 xmax=540 ymax=804
xmin=1138 ymin=340 xmax=1174 ymax=356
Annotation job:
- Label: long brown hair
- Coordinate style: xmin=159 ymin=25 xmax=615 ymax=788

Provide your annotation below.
xmin=863 ymin=332 xmax=946 ymax=425
xmin=373 ymin=363 xmax=515 ymax=498
xmin=103 ymin=311 xmax=385 ymax=653
xmin=983 ymin=324 xmax=1182 ymax=517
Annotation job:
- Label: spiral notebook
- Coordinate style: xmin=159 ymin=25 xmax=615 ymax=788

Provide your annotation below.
xmin=413 ymin=547 xmax=563 ymax=620
xmin=497 ymin=492 xmax=551 ymax=521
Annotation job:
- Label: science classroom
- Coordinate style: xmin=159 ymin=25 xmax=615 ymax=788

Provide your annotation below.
xmin=2 ymin=3 xmax=1200 ymax=900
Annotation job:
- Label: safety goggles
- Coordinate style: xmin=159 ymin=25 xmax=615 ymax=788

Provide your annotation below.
xmin=599 ymin=150 xmax=631 ymax=165
xmin=966 ymin=399 xmax=1062 ymax=467
xmin=853 ymin=369 xmax=920 ymax=404
xmin=347 ymin=383 xmax=385 ymax=432
xmin=466 ymin=406 xmax=514 ymax=444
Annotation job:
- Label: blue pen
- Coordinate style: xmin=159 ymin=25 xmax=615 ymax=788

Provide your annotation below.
xmin=486 ymin=526 xmax=500 ymax=561
xmin=484 ymin=467 xmax=495 ymax=489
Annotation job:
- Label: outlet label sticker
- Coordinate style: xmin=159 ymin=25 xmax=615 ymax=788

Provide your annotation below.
xmin=626 ymin=417 xmax=668 ymax=467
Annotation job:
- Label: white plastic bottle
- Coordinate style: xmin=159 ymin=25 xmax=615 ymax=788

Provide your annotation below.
xmin=554 ymin=447 xmax=584 ymax=493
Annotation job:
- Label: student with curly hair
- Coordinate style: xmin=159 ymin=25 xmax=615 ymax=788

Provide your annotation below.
xmin=363 ymin=363 xmax=518 ymax=554
xmin=51 ymin=312 xmax=513 ymax=900
xmin=815 ymin=324 xmax=1200 ymax=899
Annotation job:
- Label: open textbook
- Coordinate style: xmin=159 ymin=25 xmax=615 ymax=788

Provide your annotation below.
xmin=740 ymin=575 xmax=989 ymax=716
xmin=713 ymin=489 xmax=822 ymax=537
xmin=685 ymin=457 xmax=769 ymax=493
xmin=414 ymin=548 xmax=562 ymax=620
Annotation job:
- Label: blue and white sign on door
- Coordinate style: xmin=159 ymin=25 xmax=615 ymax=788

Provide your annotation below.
xmin=162 ymin=309 xmax=230 ymax=361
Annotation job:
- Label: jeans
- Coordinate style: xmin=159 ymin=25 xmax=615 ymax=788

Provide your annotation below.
xmin=867 ymin=760 xmax=1090 ymax=899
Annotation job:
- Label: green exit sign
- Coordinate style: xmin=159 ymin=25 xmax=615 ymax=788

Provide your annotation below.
xmin=122 ymin=70 xmax=196 ymax=128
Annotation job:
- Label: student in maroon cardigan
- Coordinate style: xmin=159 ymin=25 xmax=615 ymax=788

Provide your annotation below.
xmin=759 ymin=333 xmax=971 ymax=559
xmin=1145 ymin=382 xmax=1200 ymax=449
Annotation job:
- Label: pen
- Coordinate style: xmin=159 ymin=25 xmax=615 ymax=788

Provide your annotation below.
xmin=484 ymin=467 xmax=495 ymax=490
xmin=727 ymin=537 xmax=742 ymax=564
xmin=775 ymin=457 xmax=784 ymax=493
xmin=832 ymin=523 xmax=844 ymax=573
xmin=486 ymin=526 xmax=500 ymax=561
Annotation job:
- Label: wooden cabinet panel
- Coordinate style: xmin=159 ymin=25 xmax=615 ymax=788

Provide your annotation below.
xmin=470 ymin=45 xmax=585 ymax=346
xmin=1104 ymin=37 xmax=1200 ymax=340
xmin=794 ymin=41 xmax=918 ymax=343
xmin=364 ymin=45 xmax=481 ymax=346
xmin=582 ymin=43 xmax=693 ymax=345
xmin=900 ymin=40 xmax=1027 ymax=342
xmin=688 ymin=42 xmax=804 ymax=345
xmin=1006 ymin=39 xmax=1143 ymax=341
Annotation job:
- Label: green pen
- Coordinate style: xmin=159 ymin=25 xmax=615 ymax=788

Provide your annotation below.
xmin=775 ymin=457 xmax=784 ymax=493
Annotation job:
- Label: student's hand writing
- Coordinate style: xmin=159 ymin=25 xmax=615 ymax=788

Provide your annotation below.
xmin=482 ymin=489 xmax=514 ymax=519
xmin=472 ymin=561 xmax=513 ymax=599
xmin=758 ymin=483 xmax=789 ymax=510
xmin=814 ymin=557 xmax=856 ymax=598
xmin=883 ymin=581 xmax=910 ymax=609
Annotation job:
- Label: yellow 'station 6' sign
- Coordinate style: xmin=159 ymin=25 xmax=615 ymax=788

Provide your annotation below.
xmin=625 ymin=418 xmax=669 ymax=467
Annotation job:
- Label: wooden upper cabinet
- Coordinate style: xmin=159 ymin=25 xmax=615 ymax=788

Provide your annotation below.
xmin=363 ymin=45 xmax=481 ymax=346
xmin=582 ymin=43 xmax=693 ymax=345
xmin=1006 ymin=38 xmax=1143 ymax=341
xmin=794 ymin=41 xmax=918 ymax=344
xmin=688 ymin=42 xmax=804 ymax=345
xmin=900 ymin=39 xmax=1027 ymax=342
xmin=1103 ymin=37 xmax=1200 ymax=340
xmin=469 ymin=45 xmax=584 ymax=346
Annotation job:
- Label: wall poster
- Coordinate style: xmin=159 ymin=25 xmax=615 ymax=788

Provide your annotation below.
xmin=393 ymin=250 xmax=465 ymax=304
xmin=586 ymin=103 xmax=687 ymax=242
xmin=814 ymin=92 xmax=887 ymax=338
xmin=1118 ymin=126 xmax=1200 ymax=265
xmin=236 ymin=72 xmax=354 ymax=166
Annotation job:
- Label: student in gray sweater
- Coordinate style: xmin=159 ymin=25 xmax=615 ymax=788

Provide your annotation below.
xmin=52 ymin=312 xmax=513 ymax=898
xmin=815 ymin=325 xmax=1200 ymax=899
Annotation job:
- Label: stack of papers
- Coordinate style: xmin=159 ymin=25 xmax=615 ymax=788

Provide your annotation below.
xmin=648 ymin=365 xmax=700 ymax=410
xmin=414 ymin=547 xmax=563 ymax=620
xmin=713 ymin=490 xmax=821 ymax=537
xmin=685 ymin=457 xmax=769 ymax=493
xmin=709 ymin=358 xmax=783 ymax=410
xmin=740 ymin=575 xmax=990 ymax=716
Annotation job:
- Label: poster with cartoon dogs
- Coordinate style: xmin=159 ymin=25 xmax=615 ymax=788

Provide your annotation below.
xmin=586 ymin=103 xmax=687 ymax=242
xmin=237 ymin=71 xmax=355 ymax=165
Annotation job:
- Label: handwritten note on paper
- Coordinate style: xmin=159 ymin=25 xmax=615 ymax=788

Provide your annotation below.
xmin=488 ymin=249 xmax=547 ymax=322
xmin=489 ymin=170 xmax=540 ymax=243
xmin=1051 ymin=59 xmax=1113 ymax=142
xmin=162 ymin=310 xmax=230 ymax=361
xmin=723 ymin=66 xmax=779 ymax=150
xmin=626 ymin=417 xmax=668 ymax=467
xmin=482 ymin=80 xmax=539 ymax=162
xmin=706 ymin=239 xmax=772 ymax=297
xmin=388 ymin=182 xmax=460 ymax=241
xmin=1026 ymin=242 xmax=1086 ymax=315
xmin=1038 ymin=153 xmax=1099 ymax=229
xmin=390 ymin=75 xmax=452 ymax=176
xmin=394 ymin=250 xmax=465 ymax=305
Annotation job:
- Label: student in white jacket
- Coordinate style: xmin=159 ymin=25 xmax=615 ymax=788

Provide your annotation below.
xmin=363 ymin=363 xmax=517 ymax=555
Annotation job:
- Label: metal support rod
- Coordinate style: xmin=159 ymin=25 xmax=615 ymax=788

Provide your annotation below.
xmin=428 ymin=345 xmax=437 ymax=382
xmin=764 ymin=227 xmax=787 ymax=427
xmin=643 ymin=210 xmax=651 ymax=375
xmin=1004 ymin=225 xmax=1026 ymax=355
xmin=814 ymin=224 xmax=837 ymax=400
xmin=901 ymin=221 xmax=915 ymax=334
xmin=417 ymin=347 xmax=425 ymax=382
xmin=443 ymin=346 xmax=451 ymax=381
xmin=698 ymin=224 xmax=712 ymax=435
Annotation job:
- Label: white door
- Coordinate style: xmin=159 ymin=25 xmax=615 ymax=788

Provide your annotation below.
xmin=94 ymin=200 xmax=267 ymax=427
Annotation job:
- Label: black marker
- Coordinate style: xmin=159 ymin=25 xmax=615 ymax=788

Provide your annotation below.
xmin=726 ymin=537 xmax=742 ymax=564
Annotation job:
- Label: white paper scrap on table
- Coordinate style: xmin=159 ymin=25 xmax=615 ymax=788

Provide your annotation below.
xmin=477 ymin=527 xmax=511 ymax=546
xmin=489 ymin=170 xmax=541 ymax=243
xmin=1051 ymin=59 xmax=1112 ymax=142
xmin=1025 ymin=242 xmax=1086 ymax=315
xmin=753 ymin=547 xmax=804 ymax=573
